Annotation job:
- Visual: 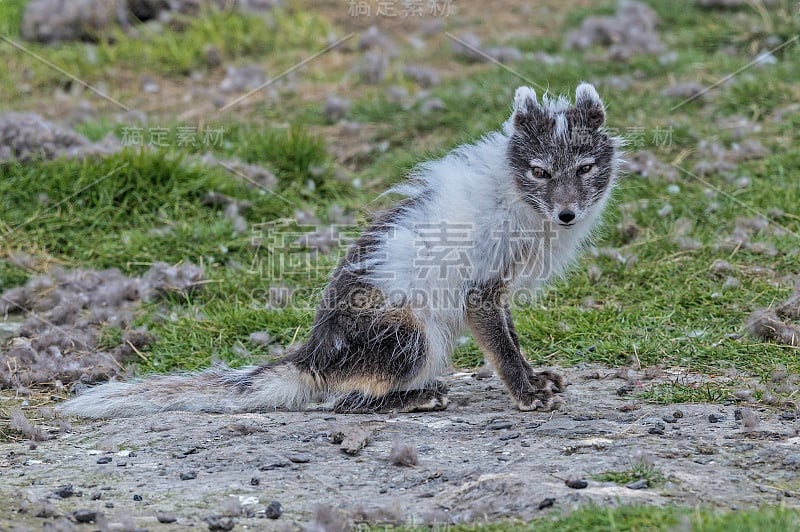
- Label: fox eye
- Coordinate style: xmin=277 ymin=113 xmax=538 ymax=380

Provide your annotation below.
xmin=577 ymin=164 xmax=594 ymax=176
xmin=530 ymin=166 xmax=550 ymax=179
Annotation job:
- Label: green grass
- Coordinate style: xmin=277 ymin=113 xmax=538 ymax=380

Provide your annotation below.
xmin=0 ymin=1 xmax=330 ymax=104
xmin=2 ymin=0 xmax=800 ymax=526
xmin=380 ymin=505 xmax=800 ymax=531
xmin=1 ymin=1 xmax=799 ymax=383
xmin=592 ymin=464 xmax=667 ymax=487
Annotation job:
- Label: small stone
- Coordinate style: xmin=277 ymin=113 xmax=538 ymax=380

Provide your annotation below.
xmin=105 ymin=502 xmax=114 ymax=508
xmin=250 ymin=477 xmax=260 ymax=486
xmin=180 ymin=471 xmax=197 ymax=480
xmin=673 ymin=410 xmax=684 ymax=419
xmin=733 ymin=389 xmax=753 ymax=401
xmin=54 ymin=484 xmax=76 ymax=498
xmin=205 ymin=515 xmax=235 ymax=531
xmin=617 ymin=385 xmax=634 ymax=396
xmin=265 ymin=500 xmax=282 ymax=519
xmin=499 ymin=432 xmax=521 ymax=441
xmin=487 ymin=420 xmax=514 ymax=430
xmin=538 ymin=497 xmax=555 ymax=509
xmin=648 ymin=424 xmax=665 ymax=435
xmin=157 ymin=513 xmax=178 ymax=524
xmin=626 ymin=479 xmax=649 ymax=490
xmin=90 ymin=492 xmax=101 ymax=500
xmin=73 ymin=509 xmax=97 ymax=523
xmin=96 ymin=456 xmax=112 ymax=464
xmin=782 ymin=454 xmax=800 ymax=468
xmin=565 ymin=478 xmax=588 ymax=489
xmin=133 ymin=494 xmax=143 ymax=501
xmin=474 ymin=365 xmax=493 ymax=380
xmin=662 ymin=415 xmax=677 ymax=424
xmin=287 ymin=454 xmax=311 ymax=464
xmin=708 ymin=413 xmax=726 ymax=423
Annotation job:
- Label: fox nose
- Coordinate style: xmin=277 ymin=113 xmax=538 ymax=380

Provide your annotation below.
xmin=558 ymin=209 xmax=576 ymax=224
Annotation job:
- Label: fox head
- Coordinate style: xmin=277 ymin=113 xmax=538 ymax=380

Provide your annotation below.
xmin=506 ymin=83 xmax=622 ymax=227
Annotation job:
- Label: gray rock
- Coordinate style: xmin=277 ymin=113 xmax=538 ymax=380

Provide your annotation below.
xmin=626 ymin=479 xmax=649 ymax=490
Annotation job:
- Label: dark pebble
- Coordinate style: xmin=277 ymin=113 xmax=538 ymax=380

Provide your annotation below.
xmin=708 ymin=414 xmax=726 ymax=423
xmin=265 ymin=500 xmax=282 ymax=519
xmin=626 ymin=479 xmax=649 ymax=490
xmin=205 ymin=515 xmax=235 ymax=531
xmin=250 ymin=477 xmax=260 ymax=486
xmin=520 ymin=441 xmax=530 ymax=447
xmin=538 ymin=497 xmax=555 ymax=509
xmin=128 ymin=451 xmax=137 ymax=457
xmin=780 ymin=412 xmax=797 ymax=421
xmin=648 ymin=425 xmax=665 ymax=435
xmin=673 ymin=410 xmax=684 ymax=418
xmin=157 ymin=513 xmax=178 ymax=524
xmin=288 ymin=454 xmax=311 ymax=464
xmin=54 ymin=484 xmax=76 ymax=498
xmin=734 ymin=409 xmax=743 ymax=420
xmin=73 ymin=509 xmax=97 ymax=523
xmin=133 ymin=494 xmax=143 ymax=501
xmin=617 ymin=385 xmax=633 ymax=396
xmin=180 ymin=471 xmax=197 ymax=480
xmin=259 ymin=459 xmax=290 ymax=471
xmin=90 ymin=492 xmax=101 ymax=500
xmin=96 ymin=456 xmax=113 ymax=464
xmin=117 ymin=462 xmax=127 ymax=467
xmin=105 ymin=502 xmax=114 ymax=508
xmin=662 ymin=415 xmax=677 ymax=424
xmin=565 ymin=479 xmax=588 ymax=489
xmin=499 ymin=432 xmax=521 ymax=441
xmin=487 ymin=421 xmax=514 ymax=430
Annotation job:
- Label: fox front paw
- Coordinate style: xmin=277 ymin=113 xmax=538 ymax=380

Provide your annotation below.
xmin=511 ymin=371 xmax=566 ymax=411
xmin=512 ymin=387 xmax=563 ymax=412
xmin=531 ymin=370 xmax=566 ymax=393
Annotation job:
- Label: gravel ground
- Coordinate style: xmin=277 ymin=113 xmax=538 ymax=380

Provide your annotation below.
xmin=2 ymin=365 xmax=799 ymax=530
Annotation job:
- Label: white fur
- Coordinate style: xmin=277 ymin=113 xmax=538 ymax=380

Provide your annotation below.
xmin=575 ymin=82 xmax=603 ymax=109
xmin=368 ymin=115 xmax=615 ymax=386
xmin=513 ymin=86 xmax=538 ymax=112
xmin=58 ymin=364 xmax=315 ymax=419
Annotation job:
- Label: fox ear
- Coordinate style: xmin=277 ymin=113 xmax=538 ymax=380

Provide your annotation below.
xmin=513 ymin=86 xmax=538 ymax=113
xmin=512 ymin=86 xmax=539 ymax=128
xmin=575 ymin=82 xmax=605 ymax=130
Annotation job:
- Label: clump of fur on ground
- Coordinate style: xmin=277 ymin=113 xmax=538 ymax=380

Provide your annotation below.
xmin=746 ymin=279 xmax=800 ymax=347
xmin=0 ymin=262 xmax=203 ymax=388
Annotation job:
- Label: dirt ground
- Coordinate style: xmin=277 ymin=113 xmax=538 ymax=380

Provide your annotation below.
xmin=2 ymin=364 xmax=799 ymax=530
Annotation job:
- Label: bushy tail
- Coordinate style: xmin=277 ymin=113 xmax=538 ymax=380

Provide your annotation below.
xmin=58 ymin=362 xmax=319 ymax=419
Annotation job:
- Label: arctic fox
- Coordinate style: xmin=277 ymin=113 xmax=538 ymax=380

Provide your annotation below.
xmin=60 ymin=83 xmax=622 ymax=418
